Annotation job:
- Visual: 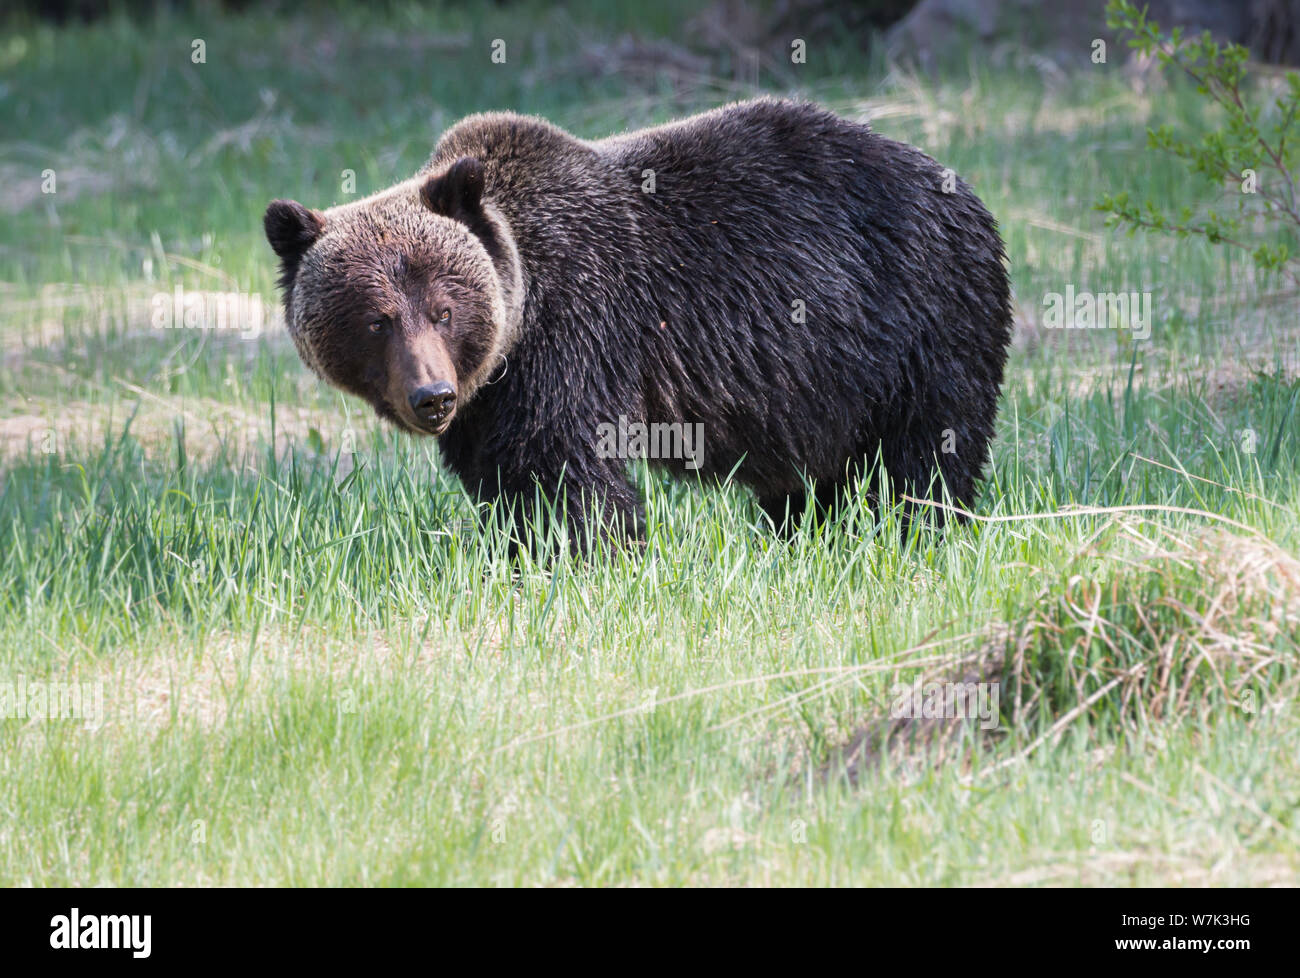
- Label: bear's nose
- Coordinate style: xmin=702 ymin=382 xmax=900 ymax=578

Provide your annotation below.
xmin=409 ymin=382 xmax=456 ymax=420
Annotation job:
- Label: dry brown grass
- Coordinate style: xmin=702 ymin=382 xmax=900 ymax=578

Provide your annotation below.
xmin=828 ymin=520 xmax=1300 ymax=784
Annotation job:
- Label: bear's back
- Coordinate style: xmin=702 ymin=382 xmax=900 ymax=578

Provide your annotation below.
xmin=588 ymin=99 xmax=1009 ymax=488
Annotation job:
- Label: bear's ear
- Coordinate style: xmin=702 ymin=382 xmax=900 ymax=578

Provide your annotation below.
xmin=419 ymin=157 xmax=485 ymax=222
xmin=264 ymin=199 xmax=325 ymax=282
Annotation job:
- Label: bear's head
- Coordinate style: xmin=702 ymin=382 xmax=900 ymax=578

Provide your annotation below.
xmin=263 ymin=157 xmax=523 ymax=436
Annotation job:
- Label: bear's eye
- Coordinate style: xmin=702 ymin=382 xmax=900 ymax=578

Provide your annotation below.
xmin=367 ymin=319 xmax=387 ymax=334
xmin=438 ymin=309 xmax=451 ymax=324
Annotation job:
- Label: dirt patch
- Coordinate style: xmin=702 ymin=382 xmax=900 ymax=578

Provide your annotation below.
xmin=72 ymin=622 xmax=484 ymax=738
xmin=0 ymin=392 xmax=364 ymax=472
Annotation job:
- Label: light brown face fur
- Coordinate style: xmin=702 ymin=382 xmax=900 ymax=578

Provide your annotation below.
xmin=265 ymin=161 xmax=522 ymax=436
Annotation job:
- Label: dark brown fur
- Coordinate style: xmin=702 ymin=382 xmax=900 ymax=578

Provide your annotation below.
xmin=265 ymin=98 xmax=1012 ymax=550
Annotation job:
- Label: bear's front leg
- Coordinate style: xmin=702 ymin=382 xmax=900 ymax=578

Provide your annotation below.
xmin=496 ymin=458 xmax=645 ymax=556
xmin=447 ymin=433 xmax=645 ymax=557
xmin=437 ymin=341 xmax=649 ymax=556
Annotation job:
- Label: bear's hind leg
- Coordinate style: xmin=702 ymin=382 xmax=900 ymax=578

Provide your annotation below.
xmin=757 ymin=491 xmax=807 ymax=537
xmin=875 ymin=416 xmax=981 ymax=526
xmin=758 ymin=479 xmax=868 ymax=536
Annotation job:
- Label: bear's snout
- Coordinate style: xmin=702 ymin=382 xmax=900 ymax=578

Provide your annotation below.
xmin=384 ymin=328 xmax=459 ymax=436
xmin=408 ymin=381 xmax=457 ymax=432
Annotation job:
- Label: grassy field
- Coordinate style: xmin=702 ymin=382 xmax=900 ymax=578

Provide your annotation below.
xmin=1 ymin=2 xmax=1298 ymax=886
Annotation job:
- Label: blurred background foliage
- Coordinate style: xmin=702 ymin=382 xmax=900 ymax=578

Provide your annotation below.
xmin=5 ymin=0 xmax=1298 ymax=66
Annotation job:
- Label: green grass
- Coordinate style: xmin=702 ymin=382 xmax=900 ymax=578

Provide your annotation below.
xmin=1 ymin=2 xmax=1298 ymax=886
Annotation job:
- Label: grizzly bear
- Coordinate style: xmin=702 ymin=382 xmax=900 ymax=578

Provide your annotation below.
xmin=264 ymin=98 xmax=1011 ymax=549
